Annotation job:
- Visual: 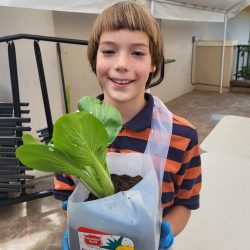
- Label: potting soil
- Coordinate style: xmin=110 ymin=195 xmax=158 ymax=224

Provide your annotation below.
xmin=87 ymin=174 xmax=143 ymax=201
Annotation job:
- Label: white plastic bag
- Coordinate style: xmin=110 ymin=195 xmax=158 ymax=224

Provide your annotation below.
xmin=68 ymin=97 xmax=173 ymax=250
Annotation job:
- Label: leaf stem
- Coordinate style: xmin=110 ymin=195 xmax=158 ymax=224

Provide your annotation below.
xmin=76 ymin=170 xmax=104 ymax=198
xmin=91 ymin=157 xmax=115 ymax=197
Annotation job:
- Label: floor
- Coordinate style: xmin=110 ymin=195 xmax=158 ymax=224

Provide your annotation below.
xmin=0 ymin=90 xmax=249 ymax=250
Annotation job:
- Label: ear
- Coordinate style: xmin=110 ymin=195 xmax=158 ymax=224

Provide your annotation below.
xmin=151 ymin=65 xmax=156 ymax=73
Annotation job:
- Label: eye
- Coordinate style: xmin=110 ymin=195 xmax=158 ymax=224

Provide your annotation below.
xmin=102 ymin=50 xmax=115 ymax=55
xmin=132 ymin=51 xmax=145 ymax=57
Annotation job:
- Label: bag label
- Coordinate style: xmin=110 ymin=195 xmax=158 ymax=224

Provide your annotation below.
xmin=78 ymin=227 xmax=134 ymax=249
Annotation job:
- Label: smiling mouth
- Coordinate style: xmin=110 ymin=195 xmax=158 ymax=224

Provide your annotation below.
xmin=111 ymin=78 xmax=134 ymax=85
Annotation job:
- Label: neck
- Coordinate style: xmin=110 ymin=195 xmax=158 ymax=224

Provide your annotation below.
xmin=103 ymin=95 xmax=146 ymax=124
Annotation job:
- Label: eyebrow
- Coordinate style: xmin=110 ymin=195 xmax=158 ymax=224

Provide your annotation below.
xmin=99 ymin=41 xmax=148 ymax=47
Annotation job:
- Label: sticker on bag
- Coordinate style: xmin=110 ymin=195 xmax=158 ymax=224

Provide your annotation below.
xmin=78 ymin=227 xmax=134 ymax=249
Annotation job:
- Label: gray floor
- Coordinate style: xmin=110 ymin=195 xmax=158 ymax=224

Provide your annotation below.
xmin=0 ymin=90 xmax=249 ymax=250
xmin=167 ymin=89 xmax=250 ymax=143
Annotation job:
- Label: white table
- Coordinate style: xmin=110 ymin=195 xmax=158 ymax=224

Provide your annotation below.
xmin=200 ymin=115 xmax=250 ymax=159
xmin=174 ymin=152 xmax=250 ymax=250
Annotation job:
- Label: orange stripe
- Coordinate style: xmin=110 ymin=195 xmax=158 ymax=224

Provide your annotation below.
xmin=175 ymin=182 xmax=202 ymax=199
xmin=107 ymin=148 xmax=118 ymax=153
xmin=172 ymin=167 xmax=201 ymax=186
xmin=183 ymin=144 xmax=200 ymax=164
xmin=162 ymin=182 xmax=174 ymax=193
xmin=173 ymin=114 xmax=195 ymax=129
xmin=108 ymin=148 xmax=143 ymax=154
xmin=166 ymin=165 xmax=201 ymax=186
xmin=170 ymin=134 xmax=191 ymax=151
xmin=183 ymin=166 xmax=201 ymax=179
xmin=172 ymin=174 xmax=184 ymax=186
xmin=119 ymin=127 xmax=150 ymax=140
xmin=162 ymin=200 xmax=174 ymax=209
xmin=166 ymin=159 xmax=182 ymax=174
xmin=54 ymin=177 xmax=76 ymax=191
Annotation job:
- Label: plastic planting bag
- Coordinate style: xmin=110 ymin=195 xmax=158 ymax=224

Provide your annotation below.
xmin=68 ymin=97 xmax=173 ymax=250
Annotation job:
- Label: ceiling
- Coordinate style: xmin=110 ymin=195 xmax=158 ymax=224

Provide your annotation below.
xmin=163 ymin=0 xmax=249 ymax=12
xmin=0 ymin=0 xmax=249 ymax=22
xmin=152 ymin=0 xmax=250 ymax=21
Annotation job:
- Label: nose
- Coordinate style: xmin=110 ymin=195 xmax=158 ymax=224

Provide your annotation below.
xmin=114 ymin=52 xmax=129 ymax=72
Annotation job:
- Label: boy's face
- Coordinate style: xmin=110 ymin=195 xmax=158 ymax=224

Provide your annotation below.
xmin=96 ymin=29 xmax=156 ymax=106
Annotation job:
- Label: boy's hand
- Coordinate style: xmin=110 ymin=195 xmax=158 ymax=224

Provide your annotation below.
xmin=61 ymin=201 xmax=70 ymax=249
xmin=62 ymin=200 xmax=68 ymax=218
xmin=62 ymin=200 xmax=68 ymax=210
xmin=62 ymin=229 xmax=70 ymax=250
xmin=159 ymin=221 xmax=174 ymax=249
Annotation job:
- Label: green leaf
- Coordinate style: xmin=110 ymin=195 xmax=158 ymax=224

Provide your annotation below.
xmin=15 ymin=96 xmax=121 ymax=198
xmin=53 ymin=111 xmax=115 ymax=196
xmin=22 ymin=134 xmax=40 ymax=144
xmin=78 ymin=96 xmax=122 ymax=144
xmin=16 ymin=144 xmax=106 ymax=198
xmin=53 ymin=111 xmax=109 ymax=168
xmin=16 ymin=144 xmax=80 ymax=175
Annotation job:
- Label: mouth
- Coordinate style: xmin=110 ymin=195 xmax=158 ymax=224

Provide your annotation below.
xmin=110 ymin=78 xmax=134 ymax=85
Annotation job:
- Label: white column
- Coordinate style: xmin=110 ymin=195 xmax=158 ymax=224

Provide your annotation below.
xmin=220 ymin=13 xmax=228 ymax=94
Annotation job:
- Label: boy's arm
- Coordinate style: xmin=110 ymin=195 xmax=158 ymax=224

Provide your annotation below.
xmin=163 ymin=127 xmax=201 ymax=237
xmin=163 ymin=205 xmax=191 ymax=236
xmin=53 ymin=174 xmax=76 ymax=201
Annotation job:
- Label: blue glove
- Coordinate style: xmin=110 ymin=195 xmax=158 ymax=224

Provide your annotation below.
xmin=62 ymin=229 xmax=70 ymax=250
xmin=62 ymin=200 xmax=68 ymax=210
xmin=62 ymin=201 xmax=70 ymax=250
xmin=158 ymin=221 xmax=174 ymax=249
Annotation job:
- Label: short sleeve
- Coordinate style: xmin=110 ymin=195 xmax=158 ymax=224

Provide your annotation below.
xmin=173 ymin=128 xmax=202 ymax=210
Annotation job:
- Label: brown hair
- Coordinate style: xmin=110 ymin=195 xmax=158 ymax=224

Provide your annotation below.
xmin=87 ymin=1 xmax=163 ymax=79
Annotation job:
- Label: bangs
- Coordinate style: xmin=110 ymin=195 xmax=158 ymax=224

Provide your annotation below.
xmin=94 ymin=2 xmax=153 ymax=39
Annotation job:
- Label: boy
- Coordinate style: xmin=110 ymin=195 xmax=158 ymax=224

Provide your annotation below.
xmin=54 ymin=1 xmax=202 ymax=249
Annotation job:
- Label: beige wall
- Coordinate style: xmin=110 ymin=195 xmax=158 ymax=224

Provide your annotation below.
xmin=0 ymin=7 xmax=63 ymax=136
xmin=1 ymin=6 xmax=249 ymax=124
xmin=52 ymin=11 xmax=100 ymax=112
xmin=52 ymin=7 xmax=250 ymax=105
xmin=151 ymin=20 xmax=195 ymax=102
xmin=194 ymin=41 xmax=237 ymax=87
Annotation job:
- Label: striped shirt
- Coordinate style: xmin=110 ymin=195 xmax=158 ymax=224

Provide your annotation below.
xmin=53 ymin=93 xmax=202 ymax=217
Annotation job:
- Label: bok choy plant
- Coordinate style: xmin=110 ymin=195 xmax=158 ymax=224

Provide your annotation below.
xmin=16 ymin=96 xmax=122 ymax=198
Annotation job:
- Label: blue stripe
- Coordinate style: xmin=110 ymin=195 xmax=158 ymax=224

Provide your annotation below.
xmin=177 ymin=156 xmax=201 ymax=175
xmin=161 ymin=191 xmax=175 ymax=204
xmin=162 ymin=195 xmax=200 ymax=216
xmin=111 ymin=136 xmax=172 ymax=157
xmin=163 ymin=171 xmax=173 ymax=183
xmin=110 ymin=136 xmax=147 ymax=153
xmin=167 ymin=146 xmax=184 ymax=163
xmin=172 ymin=123 xmax=195 ymax=139
xmin=53 ymin=189 xmax=73 ymax=201
xmin=186 ymin=155 xmax=201 ymax=169
xmin=110 ymin=124 xmax=198 ymax=159
xmin=186 ymin=130 xmax=199 ymax=150
xmin=175 ymin=175 xmax=202 ymax=192
xmin=174 ymin=195 xmax=200 ymax=209
xmin=55 ymin=174 xmax=75 ymax=186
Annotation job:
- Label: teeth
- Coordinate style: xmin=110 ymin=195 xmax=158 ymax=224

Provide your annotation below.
xmin=113 ymin=79 xmax=132 ymax=85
